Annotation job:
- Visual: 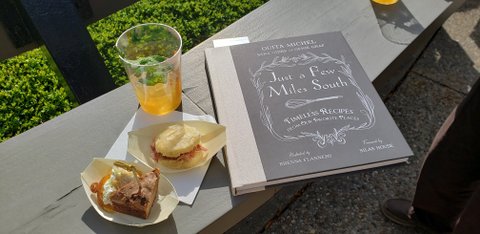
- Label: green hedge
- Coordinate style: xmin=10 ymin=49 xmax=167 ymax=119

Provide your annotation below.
xmin=0 ymin=0 xmax=268 ymax=143
xmin=0 ymin=49 xmax=77 ymax=142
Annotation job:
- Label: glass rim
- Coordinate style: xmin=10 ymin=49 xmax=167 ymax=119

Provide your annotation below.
xmin=115 ymin=23 xmax=183 ymax=67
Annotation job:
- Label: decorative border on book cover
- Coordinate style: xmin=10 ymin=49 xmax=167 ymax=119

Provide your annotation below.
xmin=249 ymin=52 xmax=376 ymax=148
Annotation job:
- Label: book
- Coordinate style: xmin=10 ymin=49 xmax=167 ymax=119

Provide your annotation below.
xmin=205 ymin=32 xmax=413 ymax=196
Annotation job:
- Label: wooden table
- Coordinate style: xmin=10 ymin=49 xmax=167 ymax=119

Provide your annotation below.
xmin=0 ymin=0 xmax=463 ymax=233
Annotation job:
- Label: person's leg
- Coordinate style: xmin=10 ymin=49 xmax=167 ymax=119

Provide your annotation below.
xmin=382 ymin=109 xmax=459 ymax=232
xmin=382 ymin=79 xmax=480 ymax=231
xmin=453 ymin=185 xmax=480 ymax=233
xmin=412 ymin=79 xmax=480 ymax=230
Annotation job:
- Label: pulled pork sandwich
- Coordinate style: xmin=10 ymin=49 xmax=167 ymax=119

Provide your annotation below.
xmin=151 ymin=124 xmax=207 ymax=169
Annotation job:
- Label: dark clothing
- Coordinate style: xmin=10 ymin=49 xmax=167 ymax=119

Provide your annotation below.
xmin=412 ymin=79 xmax=480 ymax=233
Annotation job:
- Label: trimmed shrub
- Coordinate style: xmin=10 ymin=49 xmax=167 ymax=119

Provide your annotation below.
xmin=0 ymin=49 xmax=77 ymax=142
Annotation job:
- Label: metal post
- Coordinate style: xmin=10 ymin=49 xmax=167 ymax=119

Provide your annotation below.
xmin=18 ymin=0 xmax=116 ymax=103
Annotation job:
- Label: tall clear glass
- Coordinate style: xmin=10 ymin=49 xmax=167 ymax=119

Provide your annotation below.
xmin=116 ymin=23 xmax=182 ymax=115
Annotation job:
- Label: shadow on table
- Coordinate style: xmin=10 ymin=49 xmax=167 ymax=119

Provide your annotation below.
xmin=457 ymin=0 xmax=480 ymax=12
xmin=371 ymin=1 xmax=424 ymax=45
xmin=82 ymin=207 xmax=178 ymax=233
xmin=411 ymin=28 xmax=479 ymax=93
xmin=200 ymin=155 xmax=231 ymax=190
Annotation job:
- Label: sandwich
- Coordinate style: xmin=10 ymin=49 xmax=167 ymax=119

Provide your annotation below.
xmin=150 ymin=124 xmax=208 ymax=169
xmin=90 ymin=161 xmax=159 ymax=219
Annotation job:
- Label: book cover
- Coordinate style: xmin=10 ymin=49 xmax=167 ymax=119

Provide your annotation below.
xmin=205 ymin=32 xmax=413 ymax=195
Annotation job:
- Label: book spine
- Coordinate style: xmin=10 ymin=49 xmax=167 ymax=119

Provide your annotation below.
xmin=205 ymin=47 xmax=268 ymax=195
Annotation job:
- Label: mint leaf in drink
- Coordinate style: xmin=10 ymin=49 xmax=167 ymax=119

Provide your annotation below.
xmin=126 ymin=55 xmax=172 ymax=86
xmin=153 ymin=55 xmax=166 ymax=63
xmin=129 ymin=55 xmax=167 ymax=66
xmin=134 ymin=67 xmax=143 ymax=77
xmin=139 ymin=58 xmax=150 ymax=65
xmin=138 ymin=73 xmax=165 ymax=86
xmin=137 ymin=66 xmax=167 ymax=86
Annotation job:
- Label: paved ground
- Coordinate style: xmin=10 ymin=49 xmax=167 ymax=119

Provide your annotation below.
xmin=228 ymin=0 xmax=480 ymax=233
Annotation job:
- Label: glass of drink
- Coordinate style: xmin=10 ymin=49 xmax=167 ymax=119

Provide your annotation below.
xmin=372 ymin=0 xmax=399 ymax=5
xmin=116 ymin=23 xmax=182 ymax=115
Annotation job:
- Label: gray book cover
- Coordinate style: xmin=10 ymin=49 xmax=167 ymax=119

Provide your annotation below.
xmin=205 ymin=32 xmax=412 ymax=195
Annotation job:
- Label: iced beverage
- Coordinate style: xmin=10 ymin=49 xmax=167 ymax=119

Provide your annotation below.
xmin=116 ymin=23 xmax=182 ymax=115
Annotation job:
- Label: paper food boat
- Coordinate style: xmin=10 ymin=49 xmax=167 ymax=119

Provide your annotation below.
xmin=127 ymin=120 xmax=226 ymax=173
xmin=80 ymin=158 xmax=179 ymax=227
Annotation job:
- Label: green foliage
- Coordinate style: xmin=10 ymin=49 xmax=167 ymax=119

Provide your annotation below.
xmin=0 ymin=0 xmax=268 ymax=142
xmin=0 ymin=49 xmax=78 ymax=142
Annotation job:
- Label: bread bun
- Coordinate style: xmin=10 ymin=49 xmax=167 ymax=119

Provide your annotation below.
xmin=154 ymin=124 xmax=201 ymax=157
xmin=151 ymin=124 xmax=208 ymax=169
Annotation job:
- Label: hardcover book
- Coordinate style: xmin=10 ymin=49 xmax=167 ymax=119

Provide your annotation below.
xmin=205 ymin=32 xmax=413 ymax=196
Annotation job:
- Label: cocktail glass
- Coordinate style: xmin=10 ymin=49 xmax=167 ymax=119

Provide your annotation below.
xmin=116 ymin=23 xmax=182 ymax=115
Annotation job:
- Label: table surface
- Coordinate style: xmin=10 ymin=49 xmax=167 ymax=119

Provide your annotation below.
xmin=0 ymin=0 xmax=461 ymax=233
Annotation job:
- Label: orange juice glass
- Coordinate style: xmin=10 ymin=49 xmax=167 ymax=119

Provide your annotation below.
xmin=116 ymin=23 xmax=182 ymax=115
xmin=372 ymin=0 xmax=399 ymax=5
